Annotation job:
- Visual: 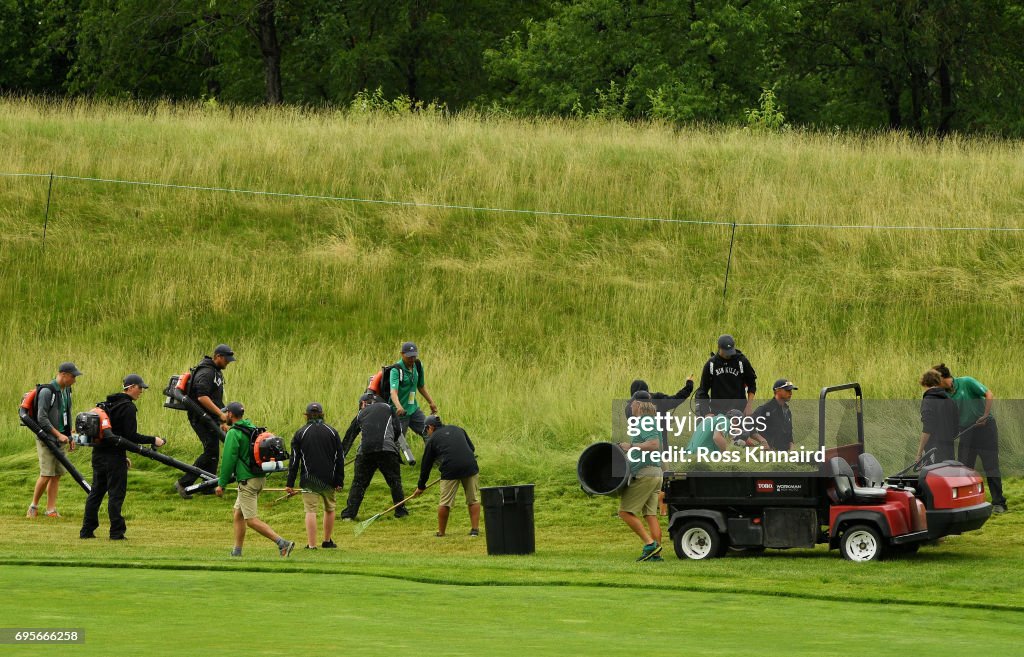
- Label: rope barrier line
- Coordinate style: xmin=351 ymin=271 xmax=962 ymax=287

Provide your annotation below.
xmin=2 ymin=170 xmax=1023 ymax=233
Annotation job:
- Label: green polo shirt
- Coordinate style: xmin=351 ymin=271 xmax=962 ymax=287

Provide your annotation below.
xmin=389 ymin=360 xmax=422 ymax=416
xmin=949 ymin=376 xmax=991 ymax=428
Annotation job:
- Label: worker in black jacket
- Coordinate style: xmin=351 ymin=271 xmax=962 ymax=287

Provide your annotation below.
xmin=413 ymin=416 xmax=480 ymax=537
xmin=917 ymin=369 xmax=959 ymax=463
xmin=80 ymin=374 xmax=164 ymax=540
xmin=339 ymin=393 xmax=408 ymax=520
xmin=695 ymin=334 xmax=758 ymax=417
xmin=175 ymin=344 xmax=235 ymax=498
xmin=624 ymin=378 xmax=695 ymax=419
xmin=286 ymin=402 xmax=345 ymax=549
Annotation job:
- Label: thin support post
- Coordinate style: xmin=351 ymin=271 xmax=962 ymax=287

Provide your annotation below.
xmin=721 ymin=222 xmax=737 ymax=317
xmin=41 ymin=172 xmax=54 ymax=252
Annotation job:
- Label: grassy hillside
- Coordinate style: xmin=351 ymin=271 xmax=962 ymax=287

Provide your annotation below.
xmin=2 ymin=102 xmax=1023 ymax=654
xmin=1 ymin=98 xmax=1023 ymax=483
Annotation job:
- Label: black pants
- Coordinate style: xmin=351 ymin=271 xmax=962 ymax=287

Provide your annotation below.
xmin=957 ymin=418 xmax=1007 ymax=507
xmin=341 ymin=451 xmax=405 ymax=519
xmin=81 ymin=452 xmax=128 ymax=538
xmin=177 ymin=417 xmax=221 ymax=488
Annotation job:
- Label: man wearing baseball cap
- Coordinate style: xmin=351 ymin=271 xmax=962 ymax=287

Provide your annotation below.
xmin=751 ymin=379 xmax=798 ymax=451
xmin=388 ymin=341 xmax=439 ymax=441
xmin=286 ymin=402 xmax=346 ymax=549
xmin=694 ymin=334 xmax=758 ymax=417
xmin=215 ymin=402 xmax=295 ymax=557
xmin=27 ymin=361 xmax=81 ymax=519
xmin=175 ymin=344 xmax=236 ymax=499
xmin=81 ymin=374 xmax=165 ymax=540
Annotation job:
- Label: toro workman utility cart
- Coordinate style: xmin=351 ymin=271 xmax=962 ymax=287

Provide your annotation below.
xmin=660 ymin=383 xmax=992 ymax=561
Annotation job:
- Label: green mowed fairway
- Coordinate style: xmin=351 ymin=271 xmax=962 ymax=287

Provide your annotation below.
xmin=4 ymin=565 xmax=1021 ymax=657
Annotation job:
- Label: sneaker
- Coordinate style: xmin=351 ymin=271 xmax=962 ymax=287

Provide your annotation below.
xmin=321 ymin=540 xmax=337 ymax=549
xmin=649 ymin=555 xmax=665 ymax=562
xmin=174 ymin=482 xmax=193 ymax=500
xmin=304 ymin=545 xmax=317 ymax=550
xmin=394 ymin=508 xmax=409 ymax=519
xmin=280 ymin=540 xmax=295 ymax=557
xmin=45 ymin=509 xmax=61 ymax=518
xmin=469 ymin=529 xmax=480 ymax=537
xmin=435 ymin=532 xmax=446 ymax=537
xmin=80 ymin=533 xmax=96 ymax=539
xmin=110 ymin=536 xmax=126 ymax=541
xmin=26 ymin=505 xmax=38 ymax=519
xmin=230 ymin=548 xmax=242 ymax=557
xmin=637 ymin=541 xmax=663 ymax=562
xmin=993 ymin=504 xmax=1008 ymax=514
xmin=340 ymin=517 xmax=355 ymax=522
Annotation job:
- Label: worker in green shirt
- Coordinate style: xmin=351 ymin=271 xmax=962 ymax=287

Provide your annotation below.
xmin=214 ymin=402 xmax=295 ymax=556
xmin=617 ymin=391 xmax=665 ymax=562
xmin=933 ymin=364 xmax=1008 ymax=514
xmin=389 ymin=341 xmax=439 ymax=440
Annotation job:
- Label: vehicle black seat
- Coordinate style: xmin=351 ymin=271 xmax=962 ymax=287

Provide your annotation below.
xmin=829 ymin=457 xmax=887 ymax=503
xmin=858 ymin=453 xmax=916 ymax=494
xmin=858 ymin=453 xmax=886 ymax=487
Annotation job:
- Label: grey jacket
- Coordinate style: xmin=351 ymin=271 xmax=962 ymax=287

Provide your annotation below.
xmin=36 ymin=383 xmax=71 ymax=436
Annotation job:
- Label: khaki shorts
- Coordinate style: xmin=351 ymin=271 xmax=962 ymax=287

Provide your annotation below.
xmin=233 ymin=477 xmax=265 ymax=520
xmin=37 ymin=439 xmax=67 ymax=477
xmin=302 ymin=489 xmax=337 ymax=514
xmin=439 ymin=475 xmax=480 ymax=508
xmin=619 ymin=468 xmax=662 ymax=517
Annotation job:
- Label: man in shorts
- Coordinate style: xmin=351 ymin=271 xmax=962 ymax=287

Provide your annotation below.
xmin=214 ymin=402 xmax=294 ymax=557
xmin=618 ymin=391 xmax=664 ymax=561
xmin=413 ymin=416 xmax=481 ymax=537
xmin=27 ymin=362 xmax=81 ymax=519
xmin=286 ymin=402 xmax=345 ymax=549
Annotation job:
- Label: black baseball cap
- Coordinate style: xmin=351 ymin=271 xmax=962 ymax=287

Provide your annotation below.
xmin=717 ymin=335 xmax=737 ymax=357
xmin=773 ymin=379 xmax=798 ymax=391
xmin=214 ymin=344 xmax=236 ymax=362
xmin=359 ymin=392 xmax=381 ymax=406
xmin=123 ymin=374 xmax=149 ymax=389
xmin=401 ymin=341 xmax=419 ymax=357
xmin=222 ymin=401 xmax=245 ymax=417
xmin=305 ymin=402 xmax=324 ymax=415
xmin=425 ymin=415 xmax=443 ymax=428
xmin=59 ymin=361 xmax=83 ymax=377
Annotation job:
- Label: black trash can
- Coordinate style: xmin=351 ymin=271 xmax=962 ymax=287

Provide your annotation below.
xmin=481 ymin=485 xmax=535 ymax=555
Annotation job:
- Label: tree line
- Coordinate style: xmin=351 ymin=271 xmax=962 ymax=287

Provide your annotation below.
xmin=2 ymin=0 xmax=1023 ymax=135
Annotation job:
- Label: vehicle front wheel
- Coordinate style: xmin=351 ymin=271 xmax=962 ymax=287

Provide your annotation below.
xmin=840 ymin=524 xmax=885 ymax=562
xmin=673 ymin=521 xmax=723 ymax=560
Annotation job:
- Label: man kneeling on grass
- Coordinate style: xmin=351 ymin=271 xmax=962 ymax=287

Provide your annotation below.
xmin=215 ymin=402 xmax=295 ymax=557
xmin=412 ymin=416 xmax=480 ymax=537
xmin=618 ymin=392 xmax=664 ymax=562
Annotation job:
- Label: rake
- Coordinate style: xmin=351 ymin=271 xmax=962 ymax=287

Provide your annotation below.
xmin=353 ymin=478 xmax=439 ymax=537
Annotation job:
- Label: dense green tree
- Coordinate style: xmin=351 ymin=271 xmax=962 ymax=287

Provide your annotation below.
xmin=2 ymin=0 xmax=1023 ymax=134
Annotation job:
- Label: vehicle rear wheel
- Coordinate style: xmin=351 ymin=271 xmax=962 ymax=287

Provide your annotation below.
xmin=840 ymin=524 xmax=885 ymax=562
xmin=673 ymin=521 xmax=722 ymax=560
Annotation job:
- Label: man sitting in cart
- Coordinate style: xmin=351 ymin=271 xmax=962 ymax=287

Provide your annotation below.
xmin=750 ymin=379 xmax=797 ymax=451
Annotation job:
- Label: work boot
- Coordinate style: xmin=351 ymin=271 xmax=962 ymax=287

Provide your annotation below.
xmin=174 ymin=482 xmax=193 ymax=500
